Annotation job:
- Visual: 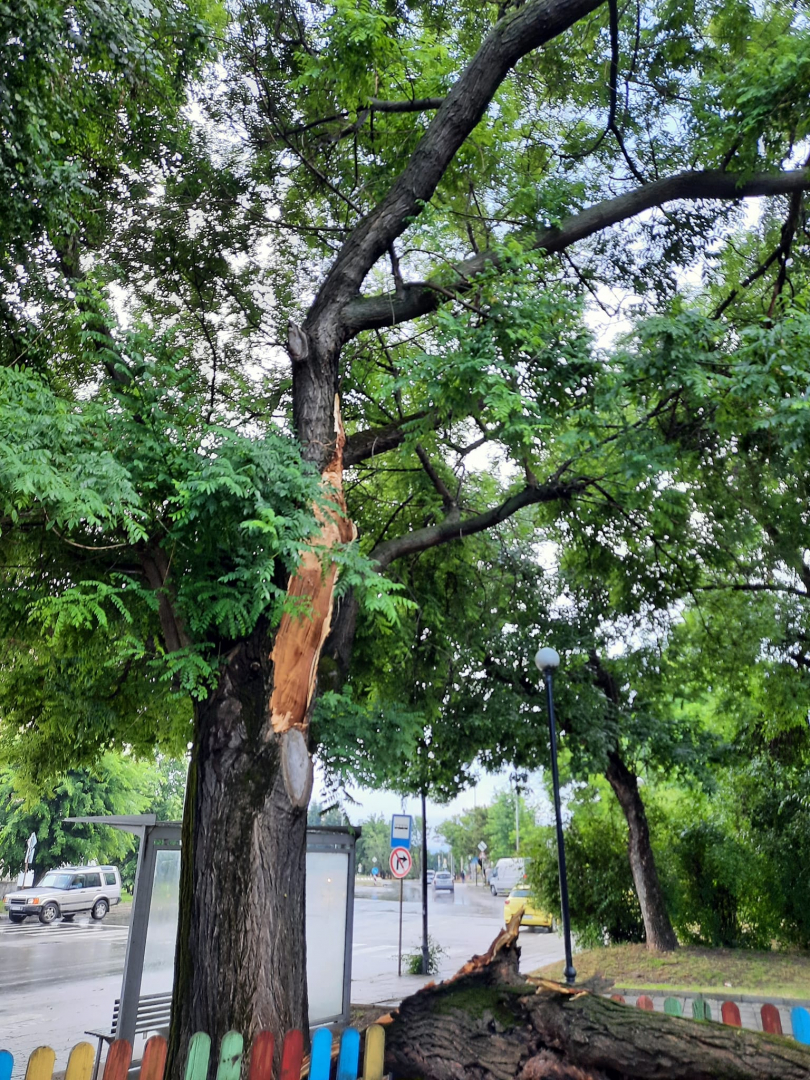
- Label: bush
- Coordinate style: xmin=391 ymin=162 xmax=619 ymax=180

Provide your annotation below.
xmin=404 ymin=935 xmax=445 ymax=975
xmin=668 ymin=819 xmax=761 ymax=948
xmin=527 ymin=802 xmax=646 ymax=949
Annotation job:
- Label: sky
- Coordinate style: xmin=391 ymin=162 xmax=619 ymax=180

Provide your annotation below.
xmin=312 ymin=763 xmax=556 ymax=850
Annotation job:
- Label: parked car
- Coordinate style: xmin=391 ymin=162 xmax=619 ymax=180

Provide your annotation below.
xmin=3 ymin=865 xmax=122 ymax=924
xmin=503 ymin=887 xmax=554 ymax=932
xmin=426 ymin=869 xmax=435 ymax=884
xmin=433 ymin=870 xmax=454 ymax=892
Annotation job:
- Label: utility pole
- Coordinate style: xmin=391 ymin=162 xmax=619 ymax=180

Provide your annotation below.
xmin=510 ymin=770 xmax=527 ymax=854
xmin=421 ymin=789 xmax=429 ymax=975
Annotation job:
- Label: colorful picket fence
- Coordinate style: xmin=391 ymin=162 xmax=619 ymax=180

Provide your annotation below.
xmin=0 ymin=1025 xmax=386 ymax=1080
xmin=608 ymin=993 xmax=810 ymax=1043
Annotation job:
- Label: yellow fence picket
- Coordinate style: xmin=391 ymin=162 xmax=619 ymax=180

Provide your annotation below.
xmin=65 ymin=1044 xmax=95 ymax=1080
xmin=24 ymin=1047 xmax=56 ymax=1080
xmin=363 ymin=1026 xmax=386 ymax=1080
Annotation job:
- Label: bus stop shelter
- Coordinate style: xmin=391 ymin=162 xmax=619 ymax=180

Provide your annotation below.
xmin=65 ymin=816 xmax=358 ymax=1044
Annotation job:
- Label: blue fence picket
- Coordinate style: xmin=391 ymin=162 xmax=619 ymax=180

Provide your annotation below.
xmin=309 ymin=1029 xmax=333 ymax=1080
xmin=791 ymin=1006 xmax=810 ymax=1045
xmin=336 ymin=1028 xmax=360 ymax=1080
xmin=0 ymin=1050 xmax=13 ymax=1080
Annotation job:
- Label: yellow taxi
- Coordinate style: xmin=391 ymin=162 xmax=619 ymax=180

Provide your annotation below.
xmin=503 ymin=887 xmax=554 ymax=932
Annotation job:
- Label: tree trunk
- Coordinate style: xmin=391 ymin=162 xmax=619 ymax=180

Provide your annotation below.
xmin=169 ymin=627 xmax=310 ymax=1068
xmin=587 ymin=652 xmax=678 ymax=953
xmin=383 ymin=921 xmax=810 ymax=1080
xmin=604 ymin=750 xmax=678 ymax=952
xmin=168 ymin=346 xmax=353 ymax=1071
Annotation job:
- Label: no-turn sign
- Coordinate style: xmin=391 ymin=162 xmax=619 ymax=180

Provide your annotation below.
xmin=389 ymin=846 xmax=412 ymax=879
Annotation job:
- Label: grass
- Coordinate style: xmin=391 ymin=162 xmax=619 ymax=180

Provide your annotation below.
xmin=531 ymin=944 xmax=810 ymax=1000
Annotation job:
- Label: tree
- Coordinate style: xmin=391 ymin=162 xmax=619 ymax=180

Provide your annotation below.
xmin=5 ymin=0 xmax=810 ymax=1057
xmin=354 ymin=814 xmax=391 ymax=876
xmin=0 ymin=753 xmax=151 ymax=878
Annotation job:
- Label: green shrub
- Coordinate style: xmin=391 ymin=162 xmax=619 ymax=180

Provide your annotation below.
xmin=527 ymin=803 xmax=646 ymax=949
xmin=404 ymin=935 xmax=446 ymax=975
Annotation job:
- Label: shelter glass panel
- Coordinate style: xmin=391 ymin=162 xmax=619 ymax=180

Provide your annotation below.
xmin=141 ymin=844 xmax=181 ymax=994
xmin=306 ymin=850 xmax=349 ymax=1021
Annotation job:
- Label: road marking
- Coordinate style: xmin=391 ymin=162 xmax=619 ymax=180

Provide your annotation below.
xmin=0 ymin=922 xmax=128 ymax=943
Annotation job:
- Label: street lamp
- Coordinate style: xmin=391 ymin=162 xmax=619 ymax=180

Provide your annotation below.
xmin=535 ymin=646 xmax=576 ymax=986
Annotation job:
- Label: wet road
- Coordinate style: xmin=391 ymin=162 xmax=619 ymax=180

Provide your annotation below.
xmin=351 ymin=881 xmax=564 ymax=1002
xmin=0 ymin=884 xmax=564 ymax=1075
xmin=0 ymin=916 xmax=131 ymax=1075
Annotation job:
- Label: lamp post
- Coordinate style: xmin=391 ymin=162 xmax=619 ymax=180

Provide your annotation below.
xmin=535 ymin=646 xmax=576 ymax=986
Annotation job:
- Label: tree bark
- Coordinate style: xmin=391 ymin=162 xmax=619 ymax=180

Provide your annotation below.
xmin=169 ymin=627 xmax=310 ymax=1070
xmin=604 ymin=750 xmax=678 ymax=952
xmin=383 ymin=921 xmax=810 ymax=1080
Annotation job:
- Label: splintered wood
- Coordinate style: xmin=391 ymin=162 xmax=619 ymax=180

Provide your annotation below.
xmin=268 ymin=396 xmax=356 ymax=736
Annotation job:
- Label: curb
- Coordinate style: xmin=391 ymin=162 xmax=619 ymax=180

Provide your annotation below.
xmin=611 ymin=987 xmax=810 ymax=1007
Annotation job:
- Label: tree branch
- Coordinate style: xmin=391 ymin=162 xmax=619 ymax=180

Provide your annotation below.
xmin=369 ymin=476 xmax=590 ymax=568
xmin=343 ymin=167 xmax=810 ymax=333
xmin=415 ymin=444 xmax=456 ymax=510
xmin=699 ymin=581 xmax=809 ymax=599
xmin=303 ymin=0 xmax=607 ymax=342
xmin=343 ymin=413 xmax=428 ymax=467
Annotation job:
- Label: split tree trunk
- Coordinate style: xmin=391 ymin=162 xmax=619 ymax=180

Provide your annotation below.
xmin=383 ymin=921 xmax=810 ymax=1080
xmin=604 ymin=750 xmax=678 ymax=952
xmin=168 ymin=339 xmax=352 ymax=1071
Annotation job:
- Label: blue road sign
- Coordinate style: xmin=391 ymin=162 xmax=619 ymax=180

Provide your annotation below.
xmin=390 ymin=814 xmax=413 ymax=850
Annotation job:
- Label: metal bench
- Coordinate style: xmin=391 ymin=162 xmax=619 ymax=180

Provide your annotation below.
xmin=86 ymin=993 xmax=172 ymax=1080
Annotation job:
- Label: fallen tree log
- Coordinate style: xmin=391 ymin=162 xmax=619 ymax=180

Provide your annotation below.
xmin=382 ymin=919 xmax=810 ymax=1080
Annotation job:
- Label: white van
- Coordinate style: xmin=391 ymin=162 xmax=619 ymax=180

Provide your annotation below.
xmin=488 ymin=857 xmax=529 ymax=896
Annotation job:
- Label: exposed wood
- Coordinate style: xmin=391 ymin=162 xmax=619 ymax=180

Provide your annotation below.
xmin=382 ymin=920 xmax=810 ymax=1080
xmin=269 ymin=396 xmax=356 ymax=735
xmin=280 ymin=728 xmax=314 ymax=808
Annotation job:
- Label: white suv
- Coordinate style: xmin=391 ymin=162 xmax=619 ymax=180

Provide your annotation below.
xmin=3 ymin=865 xmax=122 ymax=924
